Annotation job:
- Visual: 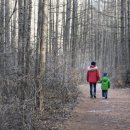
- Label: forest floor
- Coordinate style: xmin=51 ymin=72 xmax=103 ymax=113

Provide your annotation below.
xmin=63 ymin=84 xmax=130 ymax=130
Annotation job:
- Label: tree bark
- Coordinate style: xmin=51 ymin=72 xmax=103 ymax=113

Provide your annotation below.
xmin=128 ymin=0 xmax=130 ymax=65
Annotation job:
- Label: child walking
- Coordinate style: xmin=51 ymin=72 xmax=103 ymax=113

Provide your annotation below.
xmin=98 ymin=72 xmax=110 ymax=99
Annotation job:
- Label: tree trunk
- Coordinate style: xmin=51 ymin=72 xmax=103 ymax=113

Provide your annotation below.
xmin=0 ymin=0 xmax=5 ymax=75
xmin=35 ymin=0 xmax=48 ymax=111
xmin=71 ymin=0 xmax=78 ymax=68
xmin=121 ymin=0 xmax=126 ymax=64
xmin=25 ymin=0 xmax=32 ymax=75
xmin=18 ymin=0 xmax=25 ymax=75
xmin=128 ymin=0 xmax=130 ymax=65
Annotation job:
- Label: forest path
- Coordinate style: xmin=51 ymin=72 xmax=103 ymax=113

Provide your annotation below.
xmin=64 ymin=84 xmax=130 ymax=130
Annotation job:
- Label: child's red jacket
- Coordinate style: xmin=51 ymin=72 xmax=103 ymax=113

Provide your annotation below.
xmin=86 ymin=65 xmax=100 ymax=83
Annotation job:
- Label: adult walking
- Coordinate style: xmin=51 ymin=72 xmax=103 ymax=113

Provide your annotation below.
xmin=86 ymin=61 xmax=100 ymax=98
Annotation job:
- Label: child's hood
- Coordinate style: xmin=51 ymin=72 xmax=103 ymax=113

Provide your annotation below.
xmin=102 ymin=76 xmax=109 ymax=82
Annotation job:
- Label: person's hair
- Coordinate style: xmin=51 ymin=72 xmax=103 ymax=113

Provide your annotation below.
xmin=91 ymin=61 xmax=96 ymax=66
xmin=102 ymin=72 xmax=107 ymax=76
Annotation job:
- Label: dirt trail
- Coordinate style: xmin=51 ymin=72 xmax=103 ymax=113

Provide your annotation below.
xmin=64 ymin=84 xmax=130 ymax=130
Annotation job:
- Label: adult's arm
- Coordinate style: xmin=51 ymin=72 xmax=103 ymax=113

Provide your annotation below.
xmin=86 ymin=71 xmax=89 ymax=82
xmin=96 ymin=70 xmax=100 ymax=81
xmin=108 ymin=79 xmax=110 ymax=88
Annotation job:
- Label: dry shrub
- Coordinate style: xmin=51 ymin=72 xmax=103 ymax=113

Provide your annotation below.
xmin=111 ymin=65 xmax=129 ymax=88
xmin=0 ymin=67 xmax=80 ymax=130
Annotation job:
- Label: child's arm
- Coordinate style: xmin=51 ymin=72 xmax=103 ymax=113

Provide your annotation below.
xmin=98 ymin=78 xmax=102 ymax=83
xmin=108 ymin=79 xmax=110 ymax=88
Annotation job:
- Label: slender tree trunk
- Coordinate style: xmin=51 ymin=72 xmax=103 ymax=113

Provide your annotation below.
xmin=25 ymin=0 xmax=32 ymax=74
xmin=71 ymin=0 xmax=78 ymax=68
xmin=11 ymin=0 xmax=17 ymax=69
xmin=53 ymin=0 xmax=59 ymax=75
xmin=39 ymin=0 xmax=48 ymax=111
xmin=35 ymin=0 xmax=48 ymax=111
xmin=0 ymin=0 xmax=5 ymax=75
xmin=18 ymin=0 xmax=25 ymax=75
xmin=63 ymin=0 xmax=71 ymax=84
xmin=128 ymin=0 xmax=130 ymax=65
xmin=121 ymin=0 xmax=126 ymax=64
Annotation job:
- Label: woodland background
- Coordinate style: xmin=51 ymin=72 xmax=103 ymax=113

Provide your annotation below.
xmin=0 ymin=0 xmax=130 ymax=129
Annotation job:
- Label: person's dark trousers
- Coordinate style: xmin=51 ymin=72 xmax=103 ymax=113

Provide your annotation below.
xmin=90 ymin=83 xmax=96 ymax=97
xmin=102 ymin=90 xmax=108 ymax=98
